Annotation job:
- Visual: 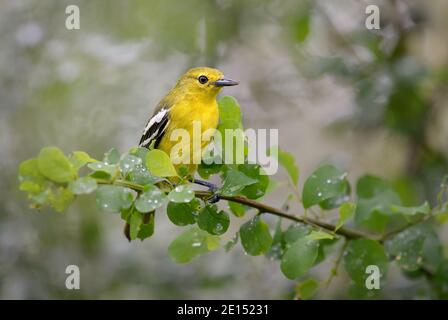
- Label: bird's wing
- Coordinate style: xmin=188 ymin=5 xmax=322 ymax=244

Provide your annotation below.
xmin=138 ymin=107 xmax=170 ymax=149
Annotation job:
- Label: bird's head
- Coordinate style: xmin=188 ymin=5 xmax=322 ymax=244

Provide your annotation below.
xmin=175 ymin=67 xmax=238 ymax=98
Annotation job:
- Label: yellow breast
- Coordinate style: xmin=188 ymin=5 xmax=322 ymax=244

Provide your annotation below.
xmin=158 ymin=95 xmax=219 ymax=169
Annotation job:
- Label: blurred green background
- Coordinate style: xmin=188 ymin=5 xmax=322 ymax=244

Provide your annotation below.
xmin=1 ymin=0 xmax=448 ymax=299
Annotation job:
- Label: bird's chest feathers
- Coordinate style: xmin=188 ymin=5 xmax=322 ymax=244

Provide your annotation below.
xmin=170 ymin=97 xmax=219 ymax=132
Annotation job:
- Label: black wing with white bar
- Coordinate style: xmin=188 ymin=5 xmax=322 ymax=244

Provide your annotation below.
xmin=139 ymin=107 xmax=170 ymax=149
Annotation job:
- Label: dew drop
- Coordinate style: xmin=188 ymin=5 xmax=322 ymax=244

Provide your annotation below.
xmin=214 ymin=224 xmax=223 ymax=233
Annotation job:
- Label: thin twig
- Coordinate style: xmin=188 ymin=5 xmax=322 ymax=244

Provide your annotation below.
xmin=325 ymin=239 xmax=348 ymax=288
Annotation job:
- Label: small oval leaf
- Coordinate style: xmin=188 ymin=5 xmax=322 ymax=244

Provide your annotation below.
xmin=167 ymin=185 xmax=195 ymax=203
xmin=239 ymin=216 xmax=273 ymax=256
xmin=146 ymin=149 xmax=178 ymax=177
xmin=135 ymin=184 xmax=167 ymax=213
xmin=197 ymin=205 xmax=230 ymax=235
xmin=168 ymin=227 xmax=220 ymax=263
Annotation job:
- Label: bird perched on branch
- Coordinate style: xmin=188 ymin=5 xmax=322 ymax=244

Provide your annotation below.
xmin=124 ymin=67 xmax=238 ymax=240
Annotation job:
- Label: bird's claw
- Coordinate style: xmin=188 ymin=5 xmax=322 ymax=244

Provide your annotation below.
xmin=206 ymin=193 xmax=221 ymax=204
xmin=190 ymin=179 xmax=220 ymax=203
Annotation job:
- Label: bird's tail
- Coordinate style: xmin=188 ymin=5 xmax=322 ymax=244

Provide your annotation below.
xmin=123 ymin=211 xmax=153 ymax=241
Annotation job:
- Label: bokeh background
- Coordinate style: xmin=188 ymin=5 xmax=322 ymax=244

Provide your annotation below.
xmin=1 ymin=0 xmax=448 ymax=299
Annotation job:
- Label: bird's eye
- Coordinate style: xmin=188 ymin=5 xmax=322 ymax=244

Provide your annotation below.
xmin=198 ymin=75 xmax=208 ymax=84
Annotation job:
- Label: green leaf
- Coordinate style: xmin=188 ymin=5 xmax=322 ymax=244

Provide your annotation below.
xmin=356 ymin=175 xmax=390 ymax=198
xmin=355 ymin=197 xmax=395 ymax=232
xmin=354 ymin=175 xmax=401 ymax=232
xmin=19 ymin=180 xmax=44 ymax=195
xmin=220 ymin=168 xmax=258 ymax=196
xmin=96 ymin=185 xmax=136 ymax=213
xmin=103 ymin=148 xmax=120 ymax=165
xmin=436 ymin=212 xmax=448 ymax=225
xmin=167 ymin=185 xmax=195 ymax=203
xmin=281 ymin=238 xmax=319 ymax=280
xmin=336 ymin=202 xmax=356 ymax=231
xmin=391 ymin=202 xmax=430 ymax=216
xmin=385 ymin=223 xmax=442 ymax=272
xmin=87 ymin=162 xmax=118 ymax=178
xmin=135 ymin=184 xmax=167 ymax=213
xmin=239 ymin=216 xmax=273 ymax=256
xmin=218 ymin=96 xmax=242 ymax=127
xmin=293 ymin=10 xmax=311 ymax=43
xmin=146 ymin=149 xmax=178 ymax=177
xmin=177 ymin=166 xmax=191 ymax=178
xmin=217 ymin=96 xmax=245 ymax=162
xmin=228 ymin=201 xmax=246 ymax=217
xmin=266 ymin=218 xmax=284 ymax=260
xmin=302 ymin=165 xmax=349 ymax=209
xmin=168 ymin=227 xmax=220 ymax=263
xmin=129 ymin=210 xmax=143 ymax=240
xmin=18 ymin=158 xmax=47 ymax=194
xmin=197 ymin=205 xmax=230 ymax=236
xmin=128 ymin=163 xmax=162 ymax=186
xmin=344 ymin=239 xmax=388 ymax=285
xmin=318 ymin=183 xmax=350 ymax=210
xmin=315 ymin=237 xmax=339 ymax=265
xmin=68 ymin=177 xmax=97 ymax=195
xmin=128 ymin=209 xmax=155 ymax=241
xmin=138 ymin=212 xmax=155 ymax=240
xmin=433 ymin=262 xmax=448 ymax=299
xmin=198 ymin=157 xmax=223 ymax=179
xmin=120 ymin=206 xmax=133 ymax=222
xmin=296 ymin=278 xmax=319 ymax=300
xmin=69 ymin=151 xmax=97 ymax=170
xmin=30 ymin=188 xmax=53 ymax=207
xmin=348 ymin=282 xmax=382 ymax=300
xmin=237 ymin=164 xmax=270 ymax=199
xmin=420 ymin=225 xmax=443 ymax=271
xmin=167 ymin=198 xmax=200 ymax=226
xmin=37 ymin=147 xmax=76 ymax=183
xmin=130 ymin=147 xmax=149 ymax=162
xmin=19 ymin=159 xmax=42 ymax=181
xmin=119 ymin=154 xmax=142 ymax=176
xmin=306 ymin=230 xmax=334 ymax=240
xmin=269 ymin=146 xmax=299 ymax=186
xmin=284 ymin=223 xmax=310 ymax=244
xmin=49 ymin=187 xmax=74 ymax=212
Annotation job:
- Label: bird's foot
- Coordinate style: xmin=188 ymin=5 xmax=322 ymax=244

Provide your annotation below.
xmin=190 ymin=179 xmax=220 ymax=204
xmin=206 ymin=193 xmax=221 ymax=204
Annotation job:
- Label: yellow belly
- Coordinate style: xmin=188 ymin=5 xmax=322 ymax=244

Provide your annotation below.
xmin=158 ymin=98 xmax=219 ymax=173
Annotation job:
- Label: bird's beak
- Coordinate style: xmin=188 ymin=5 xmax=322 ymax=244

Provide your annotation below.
xmin=213 ymin=77 xmax=239 ymax=87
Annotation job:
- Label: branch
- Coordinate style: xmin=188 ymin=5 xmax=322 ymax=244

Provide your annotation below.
xmin=96 ymin=179 xmax=381 ymax=241
xmin=195 ymin=191 xmax=381 ymax=241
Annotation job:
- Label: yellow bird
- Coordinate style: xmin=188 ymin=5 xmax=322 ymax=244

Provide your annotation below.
xmin=124 ymin=67 xmax=238 ymax=240
xmin=139 ymin=67 xmax=238 ymax=171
